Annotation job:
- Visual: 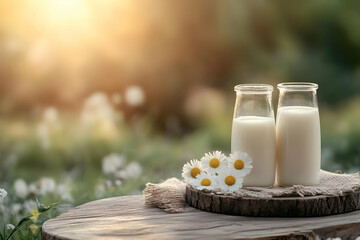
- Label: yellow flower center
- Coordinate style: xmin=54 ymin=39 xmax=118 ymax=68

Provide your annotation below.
xmin=234 ymin=159 xmax=244 ymax=170
xmin=190 ymin=167 xmax=201 ymax=178
xmin=209 ymin=158 xmax=220 ymax=168
xmin=201 ymin=178 xmax=211 ymax=186
xmin=225 ymin=175 xmax=236 ymax=186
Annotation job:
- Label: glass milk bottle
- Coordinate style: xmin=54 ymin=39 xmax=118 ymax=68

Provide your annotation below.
xmin=276 ymin=82 xmax=321 ymax=186
xmin=231 ymin=84 xmax=276 ymax=187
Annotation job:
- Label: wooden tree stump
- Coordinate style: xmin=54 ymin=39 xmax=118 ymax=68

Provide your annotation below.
xmin=185 ymin=185 xmax=360 ymax=217
xmin=42 ymin=195 xmax=360 ymax=240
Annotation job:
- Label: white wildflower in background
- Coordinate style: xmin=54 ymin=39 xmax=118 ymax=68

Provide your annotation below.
xmin=28 ymin=183 xmax=39 ymax=195
xmin=56 ymin=184 xmax=67 ymax=195
xmin=124 ymin=85 xmax=145 ymax=107
xmin=6 ymin=224 xmax=15 ymax=230
xmin=81 ymin=92 xmax=116 ymax=125
xmin=105 ymin=180 xmax=112 ymax=188
xmin=81 ymin=92 xmax=120 ymax=137
xmin=12 ymin=203 xmax=23 ymax=214
xmin=61 ymin=192 xmax=74 ymax=202
xmin=56 ymin=184 xmax=74 ymax=202
xmin=102 ymin=153 xmax=125 ymax=175
xmin=23 ymin=199 xmax=37 ymax=213
xmin=0 ymin=188 xmax=7 ymax=198
xmin=38 ymin=177 xmax=56 ymax=195
xmin=14 ymin=179 xmax=28 ymax=199
xmin=115 ymin=180 xmax=122 ymax=186
xmin=115 ymin=162 xmax=143 ymax=180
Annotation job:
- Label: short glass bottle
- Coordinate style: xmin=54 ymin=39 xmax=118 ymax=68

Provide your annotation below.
xmin=276 ymin=82 xmax=321 ymax=186
xmin=231 ymin=84 xmax=276 ymax=187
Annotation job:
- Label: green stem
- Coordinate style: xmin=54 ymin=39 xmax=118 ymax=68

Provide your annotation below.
xmin=5 ymin=217 xmax=30 ymax=240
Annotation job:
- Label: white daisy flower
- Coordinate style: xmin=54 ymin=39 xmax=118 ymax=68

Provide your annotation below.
xmin=6 ymin=224 xmax=15 ymax=230
xmin=200 ymin=151 xmax=227 ymax=174
xmin=125 ymin=85 xmax=145 ymax=107
xmin=12 ymin=203 xmax=23 ymax=214
xmin=38 ymin=177 xmax=56 ymax=195
xmin=14 ymin=178 xmax=28 ymax=199
xmin=28 ymin=183 xmax=40 ymax=195
xmin=102 ymin=153 xmax=125 ymax=175
xmin=218 ymin=169 xmax=243 ymax=192
xmin=182 ymin=159 xmax=202 ymax=184
xmin=228 ymin=151 xmax=253 ymax=176
xmin=23 ymin=199 xmax=37 ymax=213
xmin=115 ymin=162 xmax=143 ymax=180
xmin=192 ymin=172 xmax=216 ymax=190
xmin=0 ymin=188 xmax=7 ymax=198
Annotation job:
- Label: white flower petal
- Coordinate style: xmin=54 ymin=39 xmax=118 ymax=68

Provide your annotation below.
xmin=200 ymin=151 xmax=227 ymax=175
xmin=0 ymin=188 xmax=7 ymax=198
xmin=227 ymin=151 xmax=253 ymax=176
xmin=217 ymin=168 xmax=244 ymax=192
xmin=14 ymin=179 xmax=28 ymax=199
xmin=39 ymin=177 xmax=56 ymax=195
xmin=125 ymin=86 xmax=145 ymax=107
xmin=191 ymin=171 xmax=217 ymax=190
xmin=6 ymin=224 xmax=15 ymax=230
xmin=182 ymin=159 xmax=203 ymax=184
xmin=102 ymin=153 xmax=125 ymax=175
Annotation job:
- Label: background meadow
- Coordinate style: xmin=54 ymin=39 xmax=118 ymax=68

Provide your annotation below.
xmin=1 ymin=0 xmax=360 ymax=239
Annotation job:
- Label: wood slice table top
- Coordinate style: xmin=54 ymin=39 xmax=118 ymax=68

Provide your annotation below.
xmin=186 ymin=186 xmax=360 ymax=217
xmin=42 ymin=195 xmax=360 ymax=240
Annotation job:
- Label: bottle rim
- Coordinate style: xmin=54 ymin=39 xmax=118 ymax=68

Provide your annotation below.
xmin=234 ymin=84 xmax=273 ymax=93
xmin=277 ymin=82 xmax=318 ymax=91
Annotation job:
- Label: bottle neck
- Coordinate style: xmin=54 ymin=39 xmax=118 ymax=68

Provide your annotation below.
xmin=234 ymin=92 xmax=274 ymax=118
xmin=278 ymin=90 xmax=318 ymax=108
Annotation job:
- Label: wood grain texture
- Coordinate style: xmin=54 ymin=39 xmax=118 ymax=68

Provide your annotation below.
xmin=186 ymin=185 xmax=360 ymax=217
xmin=42 ymin=195 xmax=360 ymax=240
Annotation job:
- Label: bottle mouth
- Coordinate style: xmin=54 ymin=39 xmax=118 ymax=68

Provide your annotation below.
xmin=234 ymin=84 xmax=273 ymax=93
xmin=277 ymin=82 xmax=318 ymax=91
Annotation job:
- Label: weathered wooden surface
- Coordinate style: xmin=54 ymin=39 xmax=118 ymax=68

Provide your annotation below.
xmin=42 ymin=195 xmax=360 ymax=240
xmin=186 ymin=185 xmax=360 ymax=217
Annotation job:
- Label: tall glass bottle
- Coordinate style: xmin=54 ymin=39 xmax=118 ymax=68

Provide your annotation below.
xmin=231 ymin=84 xmax=276 ymax=187
xmin=276 ymin=82 xmax=321 ymax=186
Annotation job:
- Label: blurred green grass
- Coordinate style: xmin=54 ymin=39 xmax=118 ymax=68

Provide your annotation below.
xmin=1 ymin=93 xmax=360 ymax=240
xmin=1 ymin=96 xmax=359 ymax=202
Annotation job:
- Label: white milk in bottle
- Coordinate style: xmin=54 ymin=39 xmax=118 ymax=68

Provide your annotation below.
xmin=231 ymin=84 xmax=276 ymax=187
xmin=276 ymin=106 xmax=321 ymax=186
xmin=231 ymin=116 xmax=276 ymax=186
xmin=276 ymin=83 xmax=321 ymax=186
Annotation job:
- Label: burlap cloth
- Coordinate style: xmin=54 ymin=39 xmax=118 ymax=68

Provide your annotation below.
xmin=144 ymin=170 xmax=360 ymax=213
